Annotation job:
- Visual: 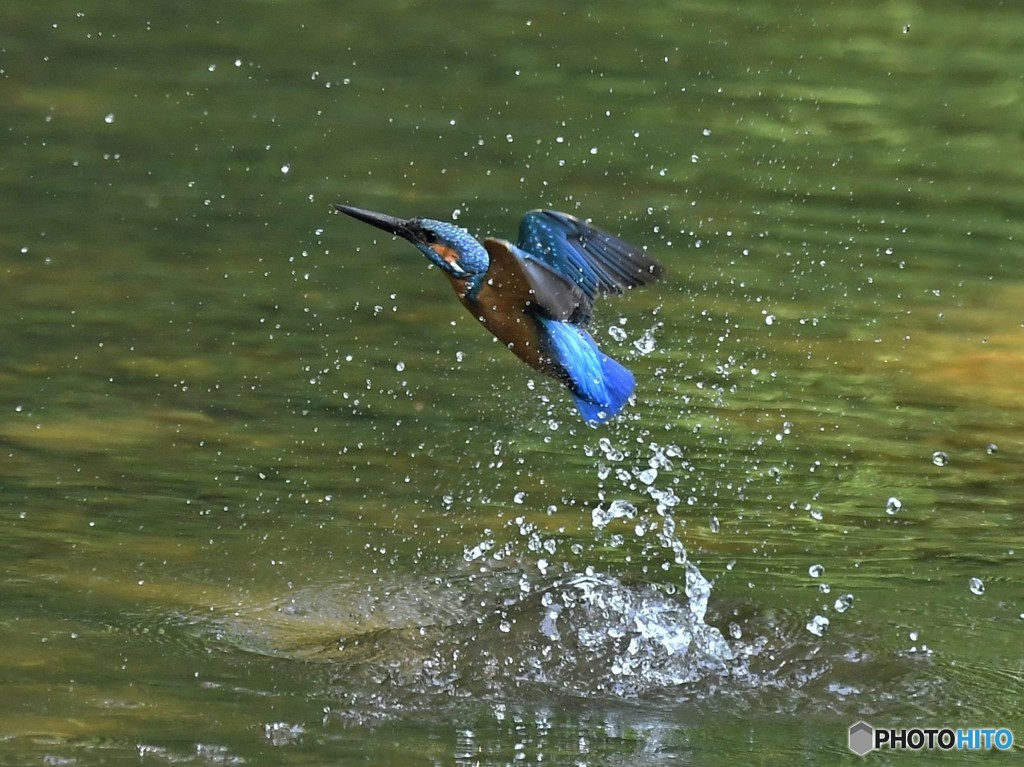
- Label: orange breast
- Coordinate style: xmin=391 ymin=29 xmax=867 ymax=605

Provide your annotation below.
xmin=444 ymin=272 xmax=557 ymax=378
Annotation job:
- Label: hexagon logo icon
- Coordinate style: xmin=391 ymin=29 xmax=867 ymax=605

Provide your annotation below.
xmin=848 ymin=721 xmax=875 ymax=756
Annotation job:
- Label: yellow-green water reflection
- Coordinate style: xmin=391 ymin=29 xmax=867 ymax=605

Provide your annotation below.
xmin=2 ymin=1 xmax=1023 ymax=764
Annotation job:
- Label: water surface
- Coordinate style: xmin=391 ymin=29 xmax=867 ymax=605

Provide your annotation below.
xmin=2 ymin=1 xmax=1023 ymax=764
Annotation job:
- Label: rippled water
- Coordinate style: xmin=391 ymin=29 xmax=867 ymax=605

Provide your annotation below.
xmin=3 ymin=1 xmax=1024 ymax=765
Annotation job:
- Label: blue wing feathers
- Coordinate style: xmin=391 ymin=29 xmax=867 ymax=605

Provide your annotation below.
xmin=517 ymin=210 xmax=663 ymax=311
xmin=540 ymin=319 xmax=635 ymax=423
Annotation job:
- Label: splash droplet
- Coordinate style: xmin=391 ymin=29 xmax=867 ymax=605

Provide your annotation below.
xmin=885 ymin=497 xmax=902 ymax=515
xmin=637 ymin=468 xmax=657 ymax=485
xmin=591 ymin=499 xmax=636 ymax=529
xmin=968 ymin=577 xmax=985 ymax=596
xmin=632 ymin=328 xmax=657 ymax=355
xmin=932 ymin=451 xmax=948 ymax=467
xmin=834 ymin=593 xmax=854 ymax=613
xmin=806 ymin=615 xmax=830 ymax=636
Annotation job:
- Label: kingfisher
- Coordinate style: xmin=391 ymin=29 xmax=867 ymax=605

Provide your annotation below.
xmin=334 ymin=204 xmax=663 ymax=423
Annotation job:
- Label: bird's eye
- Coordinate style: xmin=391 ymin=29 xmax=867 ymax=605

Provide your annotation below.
xmin=410 ymin=223 xmax=438 ymax=243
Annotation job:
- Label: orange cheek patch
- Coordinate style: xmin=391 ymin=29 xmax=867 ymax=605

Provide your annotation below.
xmin=432 ymin=244 xmax=461 ymax=268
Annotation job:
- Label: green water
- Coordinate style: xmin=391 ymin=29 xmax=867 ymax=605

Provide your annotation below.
xmin=3 ymin=1 xmax=1023 ymax=764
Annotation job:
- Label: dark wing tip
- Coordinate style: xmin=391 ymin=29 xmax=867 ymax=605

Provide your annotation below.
xmin=537 ymin=210 xmax=664 ymax=294
xmin=636 ymin=248 xmax=665 ymax=282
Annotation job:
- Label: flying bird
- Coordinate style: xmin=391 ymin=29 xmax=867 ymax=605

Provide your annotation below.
xmin=334 ymin=204 xmax=663 ymax=423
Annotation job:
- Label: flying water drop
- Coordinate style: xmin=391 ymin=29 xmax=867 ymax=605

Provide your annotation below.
xmin=591 ymin=499 xmax=637 ymax=530
xmin=834 ymin=594 xmax=854 ymax=613
xmin=806 ymin=615 xmax=830 ymax=636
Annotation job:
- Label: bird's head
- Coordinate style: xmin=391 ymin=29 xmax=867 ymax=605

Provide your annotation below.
xmin=334 ymin=204 xmax=489 ymax=279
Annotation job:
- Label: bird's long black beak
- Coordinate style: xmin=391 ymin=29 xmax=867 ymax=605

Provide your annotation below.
xmin=333 ymin=204 xmax=418 ymax=241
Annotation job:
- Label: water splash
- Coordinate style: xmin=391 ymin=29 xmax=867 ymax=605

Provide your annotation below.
xmin=591 ymin=499 xmax=637 ymax=529
xmin=195 ymin=418 xmax=918 ymax=725
xmin=332 ymin=561 xmax=747 ymax=706
xmin=517 ymin=567 xmax=738 ymax=697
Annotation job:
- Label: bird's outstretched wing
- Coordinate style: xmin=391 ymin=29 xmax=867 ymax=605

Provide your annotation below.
xmin=516 ymin=210 xmax=663 ymax=306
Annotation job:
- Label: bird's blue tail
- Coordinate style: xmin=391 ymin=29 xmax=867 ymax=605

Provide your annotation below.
xmin=540 ymin=319 xmax=635 ymax=423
